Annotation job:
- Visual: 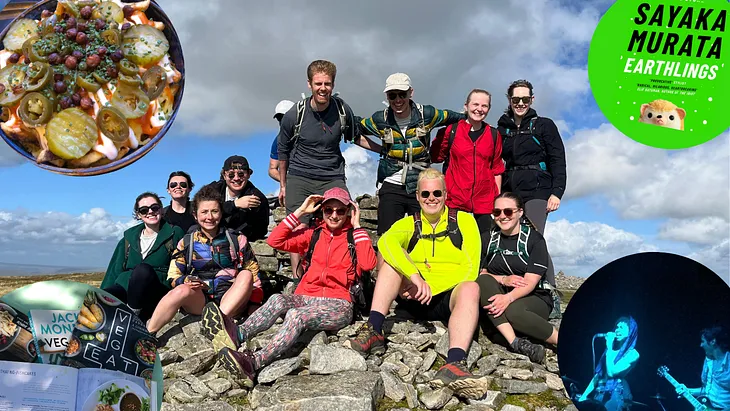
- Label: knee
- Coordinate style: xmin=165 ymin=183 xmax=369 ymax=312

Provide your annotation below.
xmin=168 ymin=284 xmax=196 ymax=301
xmin=476 ymin=275 xmax=500 ymax=294
xmin=234 ymin=270 xmax=253 ymax=285
xmin=130 ymin=263 xmax=156 ymax=282
xmin=283 ymin=309 xmax=303 ymax=326
xmin=456 ymin=282 xmax=481 ymax=304
xmin=267 ymin=293 xmax=285 ymax=305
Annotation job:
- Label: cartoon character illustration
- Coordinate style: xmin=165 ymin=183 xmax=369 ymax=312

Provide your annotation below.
xmin=638 ymin=99 xmax=686 ymax=130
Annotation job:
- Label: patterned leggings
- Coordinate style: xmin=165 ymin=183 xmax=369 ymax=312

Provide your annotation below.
xmin=238 ymin=293 xmax=353 ymax=369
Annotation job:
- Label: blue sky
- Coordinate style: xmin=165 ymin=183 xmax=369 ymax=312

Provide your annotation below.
xmin=0 ymin=0 xmax=727 ymax=281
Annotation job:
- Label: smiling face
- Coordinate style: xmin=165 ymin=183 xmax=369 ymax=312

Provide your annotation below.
xmin=509 ymin=86 xmax=534 ymax=118
xmin=167 ymin=176 xmax=191 ymax=200
xmin=308 ymin=72 xmax=334 ymax=106
xmin=387 ymin=88 xmax=412 ymax=116
xmin=136 ymin=196 xmax=162 ymax=228
xmin=195 ymin=200 xmax=222 ymax=233
xmin=223 ymin=167 xmax=250 ymax=193
xmin=493 ymin=197 xmax=523 ymax=233
xmin=615 ymin=321 xmax=630 ymax=342
xmin=465 ymin=92 xmax=490 ymax=123
xmin=416 ymin=177 xmax=446 ymax=217
xmin=321 ymin=199 xmax=349 ymax=231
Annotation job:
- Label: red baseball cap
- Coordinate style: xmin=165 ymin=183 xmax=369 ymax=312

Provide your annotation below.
xmin=322 ymin=187 xmax=354 ymax=206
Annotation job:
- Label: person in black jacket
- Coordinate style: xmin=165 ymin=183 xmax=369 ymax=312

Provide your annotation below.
xmin=496 ymin=80 xmax=566 ymax=316
xmin=162 ymin=171 xmax=197 ymax=233
xmin=209 ymin=156 xmax=270 ymax=242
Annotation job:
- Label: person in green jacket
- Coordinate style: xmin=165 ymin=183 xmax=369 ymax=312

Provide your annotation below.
xmin=101 ymin=192 xmax=185 ymax=322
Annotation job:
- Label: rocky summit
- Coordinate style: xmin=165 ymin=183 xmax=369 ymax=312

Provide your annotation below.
xmin=156 ymin=194 xmax=584 ymax=411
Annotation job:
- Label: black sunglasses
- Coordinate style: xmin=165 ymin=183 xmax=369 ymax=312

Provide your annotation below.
xmin=323 ymin=206 xmax=348 ymax=216
xmin=138 ymin=204 xmax=162 ymax=215
xmin=419 ymin=190 xmax=443 ymax=199
xmin=169 ymin=181 xmax=188 ymax=189
xmin=387 ymin=91 xmax=408 ymax=100
xmin=226 ymin=170 xmax=247 ymax=179
xmin=510 ymin=96 xmax=531 ymax=105
xmin=492 ymin=208 xmax=520 ymax=217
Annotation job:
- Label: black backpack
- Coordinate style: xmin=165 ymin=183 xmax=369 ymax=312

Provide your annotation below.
xmin=442 ymin=123 xmax=499 ymax=176
xmin=302 ymin=227 xmax=372 ymax=321
xmin=407 ymin=208 xmax=463 ymax=252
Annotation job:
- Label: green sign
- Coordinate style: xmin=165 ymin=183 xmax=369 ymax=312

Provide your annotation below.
xmin=588 ymin=0 xmax=729 ymax=149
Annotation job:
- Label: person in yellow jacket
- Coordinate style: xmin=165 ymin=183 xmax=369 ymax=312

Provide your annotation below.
xmin=345 ymin=168 xmax=488 ymax=400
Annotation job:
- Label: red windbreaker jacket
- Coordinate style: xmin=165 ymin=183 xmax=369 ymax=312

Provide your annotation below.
xmin=431 ymin=119 xmax=505 ymax=214
xmin=267 ymin=213 xmax=377 ymax=302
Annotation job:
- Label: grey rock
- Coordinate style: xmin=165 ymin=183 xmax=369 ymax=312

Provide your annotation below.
xmin=336 ymin=322 xmax=362 ymax=337
xmin=467 ymin=390 xmax=506 ymax=408
xmin=359 ymin=195 xmax=379 ymax=209
xmin=257 ymin=357 xmax=301 ymax=384
xmin=248 ymin=385 xmax=271 ymax=409
xmin=467 ymin=341 xmax=483 ymax=368
xmin=159 ymin=349 xmax=180 ymax=365
xmin=163 ymin=349 xmax=215 ymax=378
xmin=181 ymin=319 xmax=201 ymax=340
xmin=496 ymin=379 xmax=549 ymax=394
xmin=461 ymin=405 xmax=495 ymax=411
xmin=546 ymin=360 xmax=560 ymax=373
xmin=165 ymin=381 xmax=205 ymax=404
xmin=272 ymin=207 xmax=287 ymax=222
xmin=405 ymin=331 xmax=432 ymax=349
xmin=487 ymin=344 xmax=529 ymax=361
xmin=307 ymin=331 xmax=328 ymax=348
xmin=251 ymin=241 xmax=275 ymax=256
xmin=564 ymin=405 xmax=579 ymax=411
xmin=309 ymin=345 xmax=367 ymax=374
xmin=420 ymin=350 xmax=438 ymax=372
xmin=500 ymin=405 xmax=527 ymax=411
xmin=183 ymin=375 xmax=213 ymax=397
xmin=165 ymin=332 xmax=187 ymax=351
xmin=419 ymin=387 xmax=454 ymax=410
xmin=226 ymin=388 xmax=247 ymax=398
xmin=477 ymin=354 xmax=502 ymax=376
xmin=161 ymin=401 xmax=237 ymax=411
xmin=496 ymin=366 xmax=533 ymax=380
xmin=207 ymin=378 xmax=232 ymax=394
xmin=545 ymin=373 xmax=565 ymax=390
xmin=366 ymin=357 xmax=381 ymax=372
xmin=405 ymin=383 xmax=420 ymax=409
xmin=435 ymin=332 xmax=450 ymax=358
xmin=255 ymin=370 xmax=383 ymax=411
xmin=501 ymin=359 xmax=533 ymax=369
xmin=359 ymin=209 xmax=378 ymax=221
xmin=444 ymin=396 xmax=461 ymax=409
xmin=257 ymin=256 xmax=279 ymax=272
xmin=380 ymin=370 xmax=406 ymax=402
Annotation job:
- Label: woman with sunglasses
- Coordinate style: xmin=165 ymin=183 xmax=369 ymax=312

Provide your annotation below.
xmin=162 ymin=171 xmax=197 ymax=233
xmin=431 ymin=88 xmax=505 ymax=234
xmin=475 ymin=192 xmax=559 ymax=364
xmin=146 ymin=184 xmax=262 ymax=334
xmin=101 ymin=192 xmax=185 ymax=323
xmin=199 ymin=187 xmax=377 ymax=386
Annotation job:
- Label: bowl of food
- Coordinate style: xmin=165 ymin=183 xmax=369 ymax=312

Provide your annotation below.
xmin=77 ymin=292 xmax=106 ymax=332
xmin=134 ymin=337 xmax=156 ymax=366
xmin=119 ymin=392 xmax=141 ymax=411
xmin=0 ymin=303 xmax=20 ymax=352
xmin=96 ymin=291 xmax=122 ymax=306
xmin=65 ymin=334 xmax=81 ymax=357
xmin=0 ymin=0 xmax=185 ymax=176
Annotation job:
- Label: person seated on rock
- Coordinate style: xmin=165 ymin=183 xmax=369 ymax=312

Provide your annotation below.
xmin=199 ymin=187 xmax=377 ymax=386
xmin=345 ymin=168 xmax=489 ymax=399
xmin=476 ymin=192 xmax=559 ymax=363
xmin=101 ymin=192 xmax=185 ymax=323
xmin=146 ymin=184 xmax=262 ymax=334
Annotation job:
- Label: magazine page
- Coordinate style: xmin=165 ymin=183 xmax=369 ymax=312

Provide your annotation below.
xmin=0 ymin=302 xmax=38 ymax=363
xmin=61 ymin=290 xmax=158 ymax=378
xmin=0 ymin=359 xmax=78 ymax=411
xmin=29 ymin=310 xmax=79 ymax=365
xmin=75 ymin=368 xmax=156 ymax=411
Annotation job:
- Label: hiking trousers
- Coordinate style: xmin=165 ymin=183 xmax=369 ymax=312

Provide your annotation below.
xmin=524 ymin=199 xmax=556 ymax=287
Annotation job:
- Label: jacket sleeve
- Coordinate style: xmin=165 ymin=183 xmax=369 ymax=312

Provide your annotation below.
xmin=100 ymin=238 xmax=126 ymax=289
xmin=267 ymin=213 xmax=314 ymax=255
xmin=491 ymin=128 xmax=506 ymax=176
xmin=541 ymin=119 xmax=567 ymax=199
xmin=430 ymin=125 xmax=451 ymax=163
xmin=377 ymin=216 xmax=419 ymax=278
xmin=352 ymin=228 xmax=377 ymax=275
xmin=277 ymin=108 xmax=297 ymax=162
xmin=427 ymin=106 xmax=465 ymax=129
xmin=166 ymin=237 xmax=187 ymax=286
xmin=358 ymin=112 xmax=382 ymax=138
xmin=458 ymin=212 xmax=482 ymax=280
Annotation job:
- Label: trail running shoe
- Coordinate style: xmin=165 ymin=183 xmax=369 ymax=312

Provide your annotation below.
xmin=217 ymin=348 xmax=256 ymax=387
xmin=343 ymin=322 xmax=386 ymax=355
xmin=201 ymin=302 xmax=240 ymax=352
xmin=430 ymin=360 xmax=491 ymax=400
xmin=512 ymin=337 xmax=546 ymax=364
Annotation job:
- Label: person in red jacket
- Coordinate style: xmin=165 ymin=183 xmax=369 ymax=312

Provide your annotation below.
xmin=431 ymin=89 xmax=505 ymax=234
xmin=200 ymin=187 xmax=377 ymax=385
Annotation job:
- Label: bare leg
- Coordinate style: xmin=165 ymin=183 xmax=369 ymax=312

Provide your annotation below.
xmin=290 ymin=253 xmax=303 ymax=279
xmin=147 ymin=284 xmax=206 ymax=333
xmin=370 ymin=262 xmax=404 ymax=315
xmin=546 ymin=328 xmax=559 ymax=345
xmin=447 ymin=282 xmax=480 ymax=351
xmin=219 ymin=270 xmax=253 ymax=317
xmin=496 ymin=323 xmax=518 ymax=345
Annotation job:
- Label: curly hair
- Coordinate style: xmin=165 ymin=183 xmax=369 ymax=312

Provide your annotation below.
xmin=192 ymin=184 xmax=223 ymax=215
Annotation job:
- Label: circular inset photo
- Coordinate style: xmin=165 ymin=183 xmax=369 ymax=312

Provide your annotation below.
xmin=588 ymin=0 xmax=729 ymax=149
xmin=558 ymin=252 xmax=730 ymax=411
xmin=0 ymin=0 xmax=185 ymax=176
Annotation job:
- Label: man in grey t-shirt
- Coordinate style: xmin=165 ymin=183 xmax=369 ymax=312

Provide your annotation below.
xmin=277 ymin=59 xmax=379 ymax=277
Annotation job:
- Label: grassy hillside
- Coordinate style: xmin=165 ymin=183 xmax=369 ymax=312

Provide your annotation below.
xmin=0 ymin=272 xmax=105 ymax=297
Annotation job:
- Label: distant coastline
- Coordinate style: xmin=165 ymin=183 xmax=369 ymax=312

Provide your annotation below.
xmin=0 ymin=262 xmax=106 ymax=277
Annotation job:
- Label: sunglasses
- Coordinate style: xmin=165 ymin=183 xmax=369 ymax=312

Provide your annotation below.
xmin=169 ymin=181 xmax=188 ymax=189
xmin=510 ymin=96 xmax=532 ymax=105
xmin=323 ymin=206 xmax=348 ymax=216
xmin=492 ymin=208 xmax=520 ymax=217
xmin=138 ymin=204 xmax=162 ymax=215
xmin=387 ymin=91 xmax=408 ymax=100
xmin=419 ymin=190 xmax=443 ymax=199
xmin=226 ymin=170 xmax=247 ymax=179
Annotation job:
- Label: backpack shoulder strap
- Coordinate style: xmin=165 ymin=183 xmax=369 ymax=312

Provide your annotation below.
xmin=442 ymin=124 xmax=458 ymax=175
xmin=406 ymin=213 xmax=422 ymax=253
xmin=333 ymin=96 xmax=348 ymax=138
xmin=447 ymin=208 xmax=463 ymax=250
xmin=518 ymin=223 xmax=531 ymax=258
xmin=304 ymin=227 xmax=323 ymax=269
xmin=486 ymin=229 xmax=500 ymax=258
xmin=183 ymin=233 xmax=194 ymax=275
xmin=122 ymin=238 xmax=130 ymax=271
xmin=346 ymin=228 xmax=358 ymax=270
xmin=224 ymin=229 xmax=240 ymax=262
xmin=490 ymin=126 xmax=498 ymax=148
xmin=292 ymin=98 xmax=307 ymax=144
xmin=416 ymin=103 xmax=425 ymax=128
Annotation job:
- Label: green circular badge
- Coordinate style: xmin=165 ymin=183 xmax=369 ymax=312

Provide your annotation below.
xmin=589 ymin=0 xmax=729 ymax=149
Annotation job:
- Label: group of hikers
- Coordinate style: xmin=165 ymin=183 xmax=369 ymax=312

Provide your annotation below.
xmin=99 ymin=59 xmax=567 ymax=399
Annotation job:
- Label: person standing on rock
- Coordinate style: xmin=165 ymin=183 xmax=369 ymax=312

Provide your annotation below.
xmin=345 ymin=168 xmax=489 ymax=400
xmin=200 ymin=187 xmax=377 ymax=386
xmin=146 ymin=184 xmax=263 ymax=334
xmin=497 ymin=79 xmax=566 ymax=319
xmin=162 ymin=171 xmax=197 ymax=233
xmin=477 ymin=192 xmax=559 ymax=364
xmin=268 ymin=100 xmax=295 ymax=183
xmin=358 ymin=72 xmax=464 ymax=268
xmin=430 ymin=88 xmax=504 ymax=234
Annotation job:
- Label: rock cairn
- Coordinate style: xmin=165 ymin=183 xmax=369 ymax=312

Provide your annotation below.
xmin=158 ymin=194 xmax=582 ymax=411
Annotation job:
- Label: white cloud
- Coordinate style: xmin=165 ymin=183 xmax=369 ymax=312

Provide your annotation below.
xmin=658 ymin=217 xmax=730 ymax=245
xmin=687 ymin=239 xmax=730 ymax=284
xmin=343 ymin=146 xmax=378 ymax=198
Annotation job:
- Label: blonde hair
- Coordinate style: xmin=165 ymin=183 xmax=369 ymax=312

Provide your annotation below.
xmin=417 ymin=168 xmax=446 ymax=192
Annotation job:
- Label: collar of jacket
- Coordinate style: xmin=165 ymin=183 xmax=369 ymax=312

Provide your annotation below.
xmin=498 ymin=107 xmax=538 ymax=129
xmin=418 ymin=205 xmax=450 ymax=233
xmin=314 ymin=219 xmax=355 ymax=236
xmin=123 ymin=219 xmax=175 ymax=250
xmin=385 ymin=100 xmax=422 ymax=128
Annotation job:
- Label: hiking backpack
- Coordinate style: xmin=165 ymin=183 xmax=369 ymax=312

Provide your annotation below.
xmin=302 ymin=227 xmax=373 ymax=321
xmin=442 ymin=123 xmax=499 ymax=176
xmin=484 ymin=222 xmax=553 ymax=292
xmin=380 ymin=103 xmax=426 ymax=156
xmin=406 ymin=208 xmax=463 ymax=253
xmin=503 ymin=117 xmax=549 ymax=173
xmin=181 ymin=229 xmax=241 ymax=276
xmin=292 ymin=95 xmax=352 ymax=145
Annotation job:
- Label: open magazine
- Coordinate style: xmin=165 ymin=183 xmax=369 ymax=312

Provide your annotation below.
xmin=0 ymin=360 xmax=157 ymax=411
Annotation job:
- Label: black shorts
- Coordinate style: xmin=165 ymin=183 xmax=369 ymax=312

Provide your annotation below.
xmin=377 ymin=182 xmax=421 ymax=235
xmin=395 ymin=289 xmax=453 ymax=322
xmin=286 ymin=174 xmax=349 ymax=225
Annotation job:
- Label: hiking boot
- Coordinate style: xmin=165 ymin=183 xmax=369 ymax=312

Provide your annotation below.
xmin=343 ymin=322 xmax=385 ymax=355
xmin=430 ymin=360 xmax=491 ymax=399
xmin=217 ymin=348 xmax=256 ymax=387
xmin=201 ymin=302 xmax=240 ymax=352
xmin=512 ymin=337 xmax=545 ymax=364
